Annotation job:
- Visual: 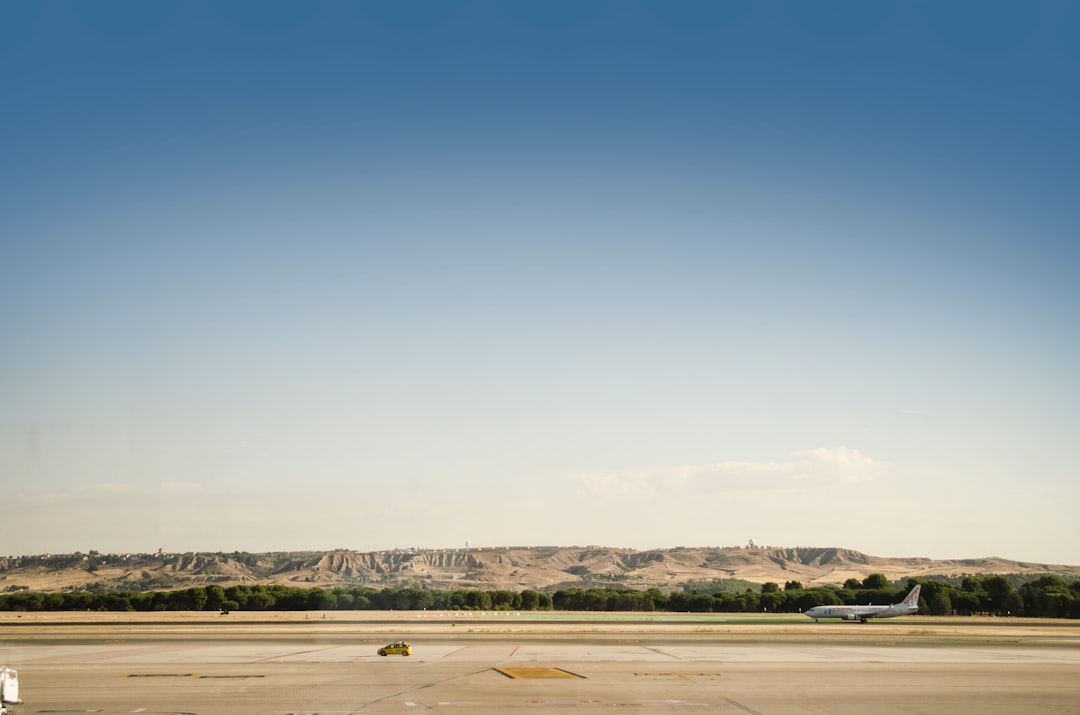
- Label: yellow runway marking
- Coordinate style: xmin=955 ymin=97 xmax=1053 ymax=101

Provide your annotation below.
xmin=495 ymin=667 xmax=585 ymax=679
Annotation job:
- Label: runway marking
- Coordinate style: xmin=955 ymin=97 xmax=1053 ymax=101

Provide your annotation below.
xmin=127 ymin=678 xmax=263 ymax=682
xmin=256 ymin=646 xmax=330 ymax=663
xmin=495 ymin=667 xmax=586 ymax=679
xmin=198 ymin=674 xmax=266 ymax=679
xmin=127 ymin=674 xmax=196 ymax=678
xmin=445 ymin=645 xmax=519 ymax=658
xmin=723 ymin=697 xmax=764 ymax=714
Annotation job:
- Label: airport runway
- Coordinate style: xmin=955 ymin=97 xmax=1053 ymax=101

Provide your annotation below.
xmin=2 ymin=613 xmax=1079 ymax=714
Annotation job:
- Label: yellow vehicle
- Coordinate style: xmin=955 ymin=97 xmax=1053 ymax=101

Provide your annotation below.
xmin=377 ymin=641 xmax=412 ymax=656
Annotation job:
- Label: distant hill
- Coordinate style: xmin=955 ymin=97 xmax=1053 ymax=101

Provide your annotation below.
xmin=2 ymin=547 xmax=1078 ymax=594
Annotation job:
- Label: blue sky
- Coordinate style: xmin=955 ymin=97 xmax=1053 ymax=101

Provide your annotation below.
xmin=2 ymin=2 xmax=1078 ymax=563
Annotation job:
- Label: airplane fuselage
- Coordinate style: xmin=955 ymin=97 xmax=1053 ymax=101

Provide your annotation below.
xmin=804 ymin=585 xmax=921 ymax=622
xmin=805 ymin=604 xmax=895 ymax=621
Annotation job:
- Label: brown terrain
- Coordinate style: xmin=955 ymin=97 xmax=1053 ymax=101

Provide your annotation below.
xmin=2 ymin=546 xmax=1078 ymax=594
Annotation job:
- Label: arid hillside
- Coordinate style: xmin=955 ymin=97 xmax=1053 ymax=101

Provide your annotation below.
xmin=2 ymin=546 xmax=1078 ymax=594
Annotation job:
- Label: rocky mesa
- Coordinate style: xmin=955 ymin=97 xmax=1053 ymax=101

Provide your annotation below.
xmin=2 ymin=546 xmax=1078 ymax=594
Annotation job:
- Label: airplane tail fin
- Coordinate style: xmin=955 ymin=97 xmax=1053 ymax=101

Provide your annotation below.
xmin=902 ymin=584 xmax=921 ymax=608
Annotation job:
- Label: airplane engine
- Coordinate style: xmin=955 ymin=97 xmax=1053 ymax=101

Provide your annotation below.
xmin=844 ymin=614 xmax=860 ymax=621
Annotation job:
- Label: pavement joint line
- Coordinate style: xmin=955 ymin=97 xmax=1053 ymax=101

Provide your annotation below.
xmin=724 ymin=696 xmax=765 ymax=714
xmin=126 ymin=673 xmax=196 ymax=678
xmin=198 ymin=674 xmax=267 ymax=678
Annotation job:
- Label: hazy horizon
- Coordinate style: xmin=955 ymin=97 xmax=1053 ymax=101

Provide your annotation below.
xmin=3 ymin=3 xmax=1078 ymax=565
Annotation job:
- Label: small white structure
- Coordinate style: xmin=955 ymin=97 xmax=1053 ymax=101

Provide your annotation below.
xmin=0 ymin=666 xmax=20 ymax=714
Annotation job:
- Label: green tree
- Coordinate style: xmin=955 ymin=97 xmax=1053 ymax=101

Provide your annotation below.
xmin=553 ymin=588 xmax=584 ymax=610
xmin=204 ymin=584 xmax=226 ymax=611
xmin=952 ymin=591 xmax=981 ymax=616
xmin=918 ymin=581 xmax=952 ymax=616
xmin=271 ymin=586 xmax=308 ymax=610
xmin=246 ymin=589 xmax=276 ymax=611
xmin=1004 ymin=591 xmax=1024 ymax=617
xmin=1019 ymin=576 xmax=1073 ymax=618
xmin=960 ymin=577 xmax=989 ymax=613
xmin=463 ymin=590 xmax=492 ymax=610
xmin=490 ymin=590 xmax=520 ymax=610
xmin=982 ymin=576 xmax=1015 ymax=616
xmin=414 ymin=589 xmax=438 ymax=611
xmin=307 ymin=589 xmax=337 ymax=610
xmin=760 ymin=591 xmax=784 ymax=612
xmin=519 ymin=590 xmax=541 ymax=611
xmin=103 ymin=593 xmax=134 ymax=612
xmin=392 ymin=589 xmax=418 ymax=610
xmin=62 ymin=592 xmax=95 ymax=610
xmin=612 ymin=591 xmax=644 ymax=611
xmin=127 ymin=592 xmax=154 ymax=611
xmin=711 ymin=593 xmax=738 ymax=612
xmin=225 ymin=585 xmax=252 ymax=608
xmin=739 ymin=591 xmax=761 ymax=612
xmin=862 ymin=573 xmax=891 ymax=590
xmin=148 ymin=591 xmax=171 ymax=611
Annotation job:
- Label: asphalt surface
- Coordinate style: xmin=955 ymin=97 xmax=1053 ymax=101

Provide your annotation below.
xmin=2 ymin=613 xmax=1079 ymax=713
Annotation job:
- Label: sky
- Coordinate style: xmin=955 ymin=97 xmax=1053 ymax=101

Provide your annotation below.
xmin=2 ymin=1 xmax=1078 ymax=564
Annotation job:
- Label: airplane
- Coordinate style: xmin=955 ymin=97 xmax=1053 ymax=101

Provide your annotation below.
xmin=804 ymin=584 xmax=921 ymax=622
xmin=0 ymin=665 xmax=19 ymax=715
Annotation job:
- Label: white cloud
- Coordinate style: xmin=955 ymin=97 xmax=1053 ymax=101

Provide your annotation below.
xmin=571 ymin=447 xmax=890 ymax=497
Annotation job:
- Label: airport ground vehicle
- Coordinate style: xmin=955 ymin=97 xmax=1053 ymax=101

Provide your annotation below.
xmin=377 ymin=641 xmax=412 ymax=656
xmin=0 ymin=666 xmax=20 ymax=715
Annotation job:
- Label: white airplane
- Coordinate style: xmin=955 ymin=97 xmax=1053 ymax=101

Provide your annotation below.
xmin=0 ymin=665 xmax=19 ymax=715
xmin=804 ymin=584 xmax=921 ymax=622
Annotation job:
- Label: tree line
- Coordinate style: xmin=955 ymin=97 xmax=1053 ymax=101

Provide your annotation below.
xmin=1 ymin=574 xmax=1077 ymax=617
